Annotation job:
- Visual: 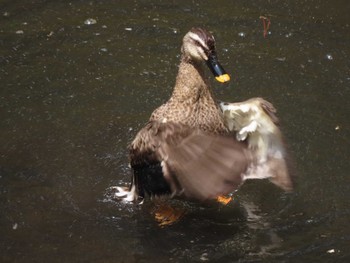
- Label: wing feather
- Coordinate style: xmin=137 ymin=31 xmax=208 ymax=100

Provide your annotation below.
xmin=130 ymin=121 xmax=251 ymax=201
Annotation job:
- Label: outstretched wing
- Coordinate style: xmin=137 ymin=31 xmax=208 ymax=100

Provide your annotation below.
xmin=220 ymin=97 xmax=279 ymax=133
xmin=220 ymin=98 xmax=293 ymax=192
xmin=130 ymin=121 xmax=251 ymax=201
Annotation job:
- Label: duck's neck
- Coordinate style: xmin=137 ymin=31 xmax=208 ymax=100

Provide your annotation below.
xmin=171 ymin=56 xmax=216 ymax=104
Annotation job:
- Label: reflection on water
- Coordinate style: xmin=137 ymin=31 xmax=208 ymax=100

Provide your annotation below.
xmin=101 ymin=194 xmax=283 ymax=261
xmin=1 ymin=0 xmax=350 ymax=262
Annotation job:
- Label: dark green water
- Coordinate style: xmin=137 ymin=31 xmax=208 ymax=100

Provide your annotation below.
xmin=1 ymin=0 xmax=349 ymax=262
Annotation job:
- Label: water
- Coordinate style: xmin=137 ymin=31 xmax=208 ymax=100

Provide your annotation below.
xmin=1 ymin=0 xmax=349 ymax=262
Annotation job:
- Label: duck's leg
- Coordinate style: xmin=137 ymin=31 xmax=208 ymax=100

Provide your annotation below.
xmin=152 ymin=200 xmax=185 ymax=227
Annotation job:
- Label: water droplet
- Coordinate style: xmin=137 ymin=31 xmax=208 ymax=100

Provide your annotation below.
xmin=200 ymin=253 xmax=209 ymax=261
xmin=84 ymin=18 xmax=97 ymax=25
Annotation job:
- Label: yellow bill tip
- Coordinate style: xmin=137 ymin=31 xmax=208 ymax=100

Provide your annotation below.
xmin=215 ymin=74 xmax=230 ymax=83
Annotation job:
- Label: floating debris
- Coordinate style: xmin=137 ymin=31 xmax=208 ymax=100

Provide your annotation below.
xmin=15 ymin=30 xmax=24 ymax=34
xmin=3 ymin=11 xmax=10 ymax=17
xmin=238 ymin=32 xmax=246 ymax=37
xmin=260 ymin=16 xmax=271 ymax=38
xmin=326 ymin=54 xmax=333 ymax=60
xmin=275 ymin=57 xmax=286 ymax=62
xmin=100 ymin=48 xmax=108 ymax=52
xmin=125 ymin=27 xmax=132 ymax=31
xmin=84 ymin=18 xmax=97 ymax=25
xmin=335 ymin=125 xmax=340 ymax=130
xmin=13 ymin=223 xmax=18 ymax=230
xmin=327 ymin=249 xmax=335 ymax=254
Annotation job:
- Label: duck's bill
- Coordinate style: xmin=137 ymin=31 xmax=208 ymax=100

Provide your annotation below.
xmin=206 ymin=53 xmax=230 ymax=83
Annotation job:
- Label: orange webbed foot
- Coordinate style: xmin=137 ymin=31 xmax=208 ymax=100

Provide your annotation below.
xmin=152 ymin=203 xmax=185 ymax=227
xmin=216 ymin=195 xmax=233 ymax=205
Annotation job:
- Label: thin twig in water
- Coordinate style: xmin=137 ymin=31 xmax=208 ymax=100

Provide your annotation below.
xmin=260 ymin=16 xmax=271 ymax=38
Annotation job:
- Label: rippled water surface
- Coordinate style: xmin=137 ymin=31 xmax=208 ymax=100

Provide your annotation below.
xmin=1 ymin=0 xmax=349 ymax=262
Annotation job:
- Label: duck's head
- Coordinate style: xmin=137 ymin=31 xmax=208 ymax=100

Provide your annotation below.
xmin=182 ymin=28 xmax=230 ymax=83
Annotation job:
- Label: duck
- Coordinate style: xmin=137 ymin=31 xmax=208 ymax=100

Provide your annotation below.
xmin=115 ymin=27 xmax=292 ymax=203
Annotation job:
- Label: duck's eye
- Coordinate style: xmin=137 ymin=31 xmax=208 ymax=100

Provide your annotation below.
xmin=193 ymin=39 xmax=202 ymax=47
xmin=190 ymin=38 xmax=204 ymax=49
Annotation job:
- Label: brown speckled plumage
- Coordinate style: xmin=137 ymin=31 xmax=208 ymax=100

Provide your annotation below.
xmin=150 ymin=56 xmax=228 ymax=134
